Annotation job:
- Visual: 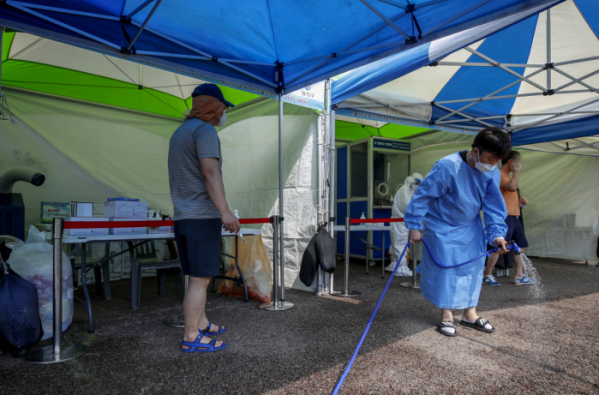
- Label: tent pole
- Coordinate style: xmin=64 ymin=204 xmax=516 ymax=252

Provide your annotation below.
xmin=279 ymin=94 xmax=286 ymax=302
xmin=547 ymin=9 xmax=551 ymax=91
xmin=328 ymin=107 xmax=340 ymax=295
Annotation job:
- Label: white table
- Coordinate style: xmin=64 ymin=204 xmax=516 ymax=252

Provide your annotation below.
xmin=62 ymin=228 xmax=261 ymax=332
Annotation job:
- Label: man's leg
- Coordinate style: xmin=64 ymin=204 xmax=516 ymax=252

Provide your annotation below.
xmin=484 ymin=253 xmax=500 ymax=277
xmin=183 ymin=276 xmax=223 ymax=347
xmin=514 ymin=247 xmax=528 ymax=278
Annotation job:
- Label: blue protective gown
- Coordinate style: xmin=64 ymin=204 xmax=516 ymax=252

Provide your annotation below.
xmin=404 ymin=152 xmax=508 ymax=309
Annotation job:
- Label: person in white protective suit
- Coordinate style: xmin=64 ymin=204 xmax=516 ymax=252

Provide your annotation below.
xmin=386 ymin=173 xmax=423 ymax=276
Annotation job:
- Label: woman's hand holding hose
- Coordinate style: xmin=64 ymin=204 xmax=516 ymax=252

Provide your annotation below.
xmin=494 ymin=237 xmax=509 ymax=254
xmin=409 ymin=229 xmax=422 ymax=245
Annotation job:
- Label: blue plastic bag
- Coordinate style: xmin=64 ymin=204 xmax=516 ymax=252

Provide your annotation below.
xmin=0 ymin=264 xmax=42 ymax=348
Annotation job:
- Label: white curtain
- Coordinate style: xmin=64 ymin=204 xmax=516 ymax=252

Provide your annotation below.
xmin=1 ymin=89 xmax=319 ymax=289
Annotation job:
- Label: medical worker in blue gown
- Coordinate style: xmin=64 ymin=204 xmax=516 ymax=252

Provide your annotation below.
xmin=404 ymin=127 xmax=510 ymax=337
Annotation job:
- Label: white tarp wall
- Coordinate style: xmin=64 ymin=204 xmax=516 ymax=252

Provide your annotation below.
xmin=409 ymin=132 xmax=599 ymax=261
xmin=0 ymin=88 xmax=319 ymax=289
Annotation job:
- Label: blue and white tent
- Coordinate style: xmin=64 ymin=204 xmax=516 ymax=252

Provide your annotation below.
xmin=0 ymin=0 xmax=562 ymax=98
xmin=332 ymin=0 xmax=599 ymax=155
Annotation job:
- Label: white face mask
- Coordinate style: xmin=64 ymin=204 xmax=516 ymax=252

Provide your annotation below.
xmin=216 ymin=111 xmax=227 ymax=127
xmin=410 ymin=183 xmax=419 ymax=191
xmin=475 ymin=151 xmax=496 ymax=173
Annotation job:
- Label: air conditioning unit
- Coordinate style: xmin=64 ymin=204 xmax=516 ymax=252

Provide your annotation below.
xmin=0 ymin=169 xmax=45 ymax=241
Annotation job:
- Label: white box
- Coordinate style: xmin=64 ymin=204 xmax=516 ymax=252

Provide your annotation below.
xmin=104 ymin=201 xmax=147 ymax=218
xmin=71 ymin=202 xmax=93 ymax=217
xmin=109 ymin=218 xmax=147 ymax=235
xmin=64 ymin=217 xmax=109 ymax=236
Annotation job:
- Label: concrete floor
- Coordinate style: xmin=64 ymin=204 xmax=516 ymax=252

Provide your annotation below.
xmin=1 ymin=257 xmax=598 ymax=395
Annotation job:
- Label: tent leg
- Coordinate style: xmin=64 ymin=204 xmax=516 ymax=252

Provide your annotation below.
xmin=261 ymin=95 xmax=293 ymax=311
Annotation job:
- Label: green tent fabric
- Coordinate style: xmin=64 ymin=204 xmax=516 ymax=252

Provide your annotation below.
xmin=1 ymin=30 xmax=259 ymax=118
xmin=335 ymin=119 xmax=428 ymax=142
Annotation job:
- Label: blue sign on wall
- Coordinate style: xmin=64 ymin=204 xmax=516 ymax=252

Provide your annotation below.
xmin=373 ymin=139 xmax=410 ymax=151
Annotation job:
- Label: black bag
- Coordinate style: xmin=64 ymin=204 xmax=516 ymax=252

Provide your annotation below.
xmin=314 ymin=226 xmax=336 ymax=273
xmin=0 ymin=263 xmax=43 ymax=356
xmin=300 ymin=225 xmax=336 ymax=286
xmin=299 ymin=231 xmax=318 ymax=286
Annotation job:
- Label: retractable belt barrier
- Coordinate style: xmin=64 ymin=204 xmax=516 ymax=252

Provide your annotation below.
xmin=332 ymin=239 xmax=522 ymax=394
xmin=62 ymin=218 xmax=272 ymax=229
xmin=29 ymin=216 xmax=288 ymax=365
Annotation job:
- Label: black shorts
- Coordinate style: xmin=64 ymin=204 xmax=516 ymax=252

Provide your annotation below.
xmin=504 ymin=215 xmax=529 ymax=249
xmin=174 ymin=218 xmax=222 ymax=278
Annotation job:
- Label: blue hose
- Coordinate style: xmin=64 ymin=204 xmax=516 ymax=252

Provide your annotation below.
xmin=422 ymin=239 xmax=521 ymax=269
xmin=331 ymin=240 xmax=520 ymax=395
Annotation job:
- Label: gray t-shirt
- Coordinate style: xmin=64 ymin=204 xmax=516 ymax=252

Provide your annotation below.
xmin=168 ymin=118 xmax=222 ymax=220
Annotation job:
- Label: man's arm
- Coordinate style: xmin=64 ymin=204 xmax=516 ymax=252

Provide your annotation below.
xmin=200 ymin=157 xmax=240 ymax=233
xmin=502 ymin=168 xmax=519 ymax=192
xmin=483 ymin=174 xmax=509 ymax=254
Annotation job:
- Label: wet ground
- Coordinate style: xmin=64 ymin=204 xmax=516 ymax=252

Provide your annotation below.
xmin=1 ymin=257 xmax=598 ymax=395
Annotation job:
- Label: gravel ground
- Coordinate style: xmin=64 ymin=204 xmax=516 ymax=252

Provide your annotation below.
xmin=0 ymin=257 xmax=598 ymax=395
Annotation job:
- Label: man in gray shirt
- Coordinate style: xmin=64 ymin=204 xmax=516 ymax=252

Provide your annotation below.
xmin=168 ymin=84 xmax=240 ymax=353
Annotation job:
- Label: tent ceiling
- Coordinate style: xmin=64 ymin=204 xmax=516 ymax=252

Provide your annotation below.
xmin=0 ymin=0 xmax=563 ymax=97
xmin=331 ymin=0 xmax=599 ymax=151
xmin=1 ymin=31 xmax=260 ymax=118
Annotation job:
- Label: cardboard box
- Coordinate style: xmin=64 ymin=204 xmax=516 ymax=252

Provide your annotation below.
xmin=104 ymin=201 xmax=147 ymax=218
xmin=41 ymin=202 xmax=71 ymax=223
xmin=70 ymin=202 xmax=93 ymax=217
xmin=64 ymin=217 xmax=110 ymax=236
xmin=109 ymin=218 xmax=147 ymax=235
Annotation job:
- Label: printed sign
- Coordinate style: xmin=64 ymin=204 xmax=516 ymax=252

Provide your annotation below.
xmin=373 ymin=139 xmax=410 ymax=151
xmin=283 ymin=82 xmax=325 ymax=110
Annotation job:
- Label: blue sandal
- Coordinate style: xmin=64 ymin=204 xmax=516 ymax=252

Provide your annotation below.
xmin=181 ymin=334 xmax=227 ymax=353
xmin=201 ymin=322 xmax=226 ymax=337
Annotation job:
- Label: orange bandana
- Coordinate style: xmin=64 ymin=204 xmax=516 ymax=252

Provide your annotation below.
xmin=185 ymin=95 xmax=227 ymax=123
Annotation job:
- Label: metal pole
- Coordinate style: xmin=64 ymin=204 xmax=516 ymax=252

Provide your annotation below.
xmin=546 ymin=9 xmax=551 ymax=91
xmin=382 ymin=229 xmax=385 ymax=279
xmin=400 ymin=242 xmax=420 ymax=289
xmin=336 ymin=217 xmax=361 ymax=298
xmin=328 ymin=106 xmax=340 ymax=296
xmin=278 ymin=95 xmax=287 ymax=302
xmin=26 ymin=219 xmax=88 ymax=364
xmin=260 ymin=216 xmax=293 ymax=310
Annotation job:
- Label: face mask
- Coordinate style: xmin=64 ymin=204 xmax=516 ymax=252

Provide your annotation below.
xmin=475 ymin=151 xmax=496 ymax=173
xmin=216 ymin=111 xmax=227 ymax=127
xmin=411 ymin=183 xmax=419 ymax=191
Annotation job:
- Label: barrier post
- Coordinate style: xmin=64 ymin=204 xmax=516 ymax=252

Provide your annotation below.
xmin=336 ymin=217 xmax=361 ymax=298
xmin=400 ymin=242 xmax=420 ymax=289
xmin=26 ymin=218 xmax=88 ymax=364
xmin=259 ymin=216 xmax=294 ymax=310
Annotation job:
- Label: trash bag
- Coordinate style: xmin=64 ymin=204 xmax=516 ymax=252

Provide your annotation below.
xmin=0 ymin=263 xmax=43 ymax=355
xmin=218 ymin=235 xmax=272 ymax=303
xmin=314 ymin=226 xmax=336 ymax=273
xmin=299 ymin=232 xmax=318 ymax=287
xmin=7 ymin=225 xmax=73 ymax=340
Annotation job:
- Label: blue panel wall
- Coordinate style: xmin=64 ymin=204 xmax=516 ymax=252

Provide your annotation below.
xmin=337 ymin=146 xmax=348 ymax=200
xmin=349 ymin=201 xmax=368 ymax=256
xmin=372 ymin=208 xmax=392 ymax=259
xmin=336 ymin=202 xmax=347 ymax=254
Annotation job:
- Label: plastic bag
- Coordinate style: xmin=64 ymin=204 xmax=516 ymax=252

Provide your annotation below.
xmin=218 ymin=235 xmax=272 ymax=303
xmin=0 ymin=267 xmax=43 ymax=349
xmin=7 ymin=225 xmax=73 ymax=340
xmin=299 ymin=232 xmax=318 ymax=286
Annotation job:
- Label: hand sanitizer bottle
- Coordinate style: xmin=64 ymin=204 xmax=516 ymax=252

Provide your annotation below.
xmin=360 ymin=212 xmax=366 ymax=226
xmin=234 ymin=210 xmax=240 ymax=219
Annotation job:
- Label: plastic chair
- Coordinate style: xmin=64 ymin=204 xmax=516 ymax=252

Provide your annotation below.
xmin=128 ymin=240 xmax=181 ymax=310
xmin=71 ymin=243 xmax=112 ymax=300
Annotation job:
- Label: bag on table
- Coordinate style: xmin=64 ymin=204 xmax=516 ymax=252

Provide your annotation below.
xmin=218 ymin=235 xmax=272 ymax=303
xmin=7 ymin=225 xmax=73 ymax=340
